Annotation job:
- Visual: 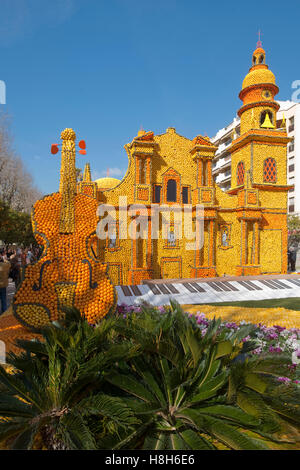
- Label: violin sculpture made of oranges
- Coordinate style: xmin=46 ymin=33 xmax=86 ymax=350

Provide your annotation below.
xmin=13 ymin=128 xmax=117 ymax=330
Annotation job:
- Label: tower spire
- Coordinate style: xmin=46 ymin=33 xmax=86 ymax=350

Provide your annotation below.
xmin=83 ymin=162 xmax=91 ymax=182
xmin=257 ymin=29 xmax=262 ymax=48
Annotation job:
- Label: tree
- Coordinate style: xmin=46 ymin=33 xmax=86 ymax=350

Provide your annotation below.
xmin=288 ymin=214 xmax=300 ymax=247
xmin=0 ymin=199 xmax=35 ymax=246
xmin=0 ymin=112 xmax=42 ymax=213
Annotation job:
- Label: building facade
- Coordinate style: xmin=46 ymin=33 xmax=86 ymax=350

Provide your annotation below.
xmin=79 ymin=43 xmax=291 ymax=285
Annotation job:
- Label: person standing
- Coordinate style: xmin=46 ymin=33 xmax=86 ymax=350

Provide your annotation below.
xmin=289 ymin=245 xmax=298 ymax=272
xmin=0 ymin=254 xmax=10 ymax=315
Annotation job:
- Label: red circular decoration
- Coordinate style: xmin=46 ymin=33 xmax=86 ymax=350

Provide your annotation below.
xmin=79 ymin=140 xmax=86 ymax=149
xmin=79 ymin=149 xmax=86 ymax=155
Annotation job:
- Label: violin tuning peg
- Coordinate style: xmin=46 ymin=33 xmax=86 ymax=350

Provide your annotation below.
xmin=51 ymin=144 xmax=59 ymax=155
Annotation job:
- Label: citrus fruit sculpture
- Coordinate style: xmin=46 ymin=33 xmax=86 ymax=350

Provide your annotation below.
xmin=13 ymin=128 xmax=117 ymax=330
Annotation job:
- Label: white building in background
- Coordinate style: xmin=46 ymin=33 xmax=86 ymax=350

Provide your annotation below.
xmin=211 ymin=100 xmax=300 ymax=214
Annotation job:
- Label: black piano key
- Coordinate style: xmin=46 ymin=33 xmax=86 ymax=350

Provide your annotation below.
xmin=263 ymin=279 xmax=284 ymax=289
xmin=257 ymin=280 xmax=278 ymax=290
xmin=130 ymin=285 xmax=142 ymax=296
xmin=270 ymin=279 xmax=292 ymax=289
xmin=236 ymin=281 xmax=255 ymax=291
xmin=121 ymin=285 xmax=133 ymax=297
xmin=182 ymin=282 xmax=198 ymax=293
xmin=158 ymin=284 xmax=172 ymax=295
xmin=285 ymin=279 xmax=300 ymax=288
xmin=216 ymin=282 xmax=233 ymax=292
xmin=166 ymin=284 xmax=180 ymax=294
xmin=190 ymin=282 xmax=206 ymax=293
xmin=147 ymin=284 xmax=161 ymax=295
xmin=242 ymin=280 xmax=263 ymax=291
xmin=221 ymin=281 xmax=239 ymax=291
xmin=206 ymin=282 xmax=223 ymax=292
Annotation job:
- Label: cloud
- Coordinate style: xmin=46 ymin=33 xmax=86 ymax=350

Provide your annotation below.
xmin=92 ymin=167 xmax=126 ymax=180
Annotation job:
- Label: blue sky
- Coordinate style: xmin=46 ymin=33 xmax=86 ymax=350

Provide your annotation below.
xmin=0 ymin=0 xmax=299 ymax=194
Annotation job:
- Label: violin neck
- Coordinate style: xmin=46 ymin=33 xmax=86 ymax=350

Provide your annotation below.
xmin=59 ymin=138 xmax=76 ymax=234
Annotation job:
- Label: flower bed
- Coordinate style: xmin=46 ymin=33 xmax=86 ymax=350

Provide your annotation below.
xmin=116 ymin=303 xmax=300 ymax=385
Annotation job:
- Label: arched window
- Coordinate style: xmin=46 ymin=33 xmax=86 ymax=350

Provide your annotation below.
xmin=259 ymin=54 xmax=264 ymax=64
xmin=167 ymin=179 xmax=177 ymax=202
xmin=260 ymin=110 xmax=274 ymax=127
xmin=237 ymin=161 xmax=245 ymax=186
xmin=252 ymin=55 xmax=256 ymax=65
xmin=263 ymin=158 xmax=277 ymax=183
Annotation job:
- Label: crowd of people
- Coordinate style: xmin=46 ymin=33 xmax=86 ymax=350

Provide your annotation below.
xmin=0 ymin=245 xmax=41 ymax=315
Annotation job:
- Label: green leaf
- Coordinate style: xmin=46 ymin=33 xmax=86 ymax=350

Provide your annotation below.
xmin=106 ymin=373 xmax=156 ymax=403
xmin=190 ymin=371 xmax=228 ymax=403
xmin=180 ymin=429 xmax=216 ymax=450
xmin=215 ymin=340 xmax=233 ymax=359
xmin=245 ymin=373 xmax=267 ymax=394
xmin=205 ymin=417 xmax=270 ymax=450
xmin=198 ymin=405 xmax=261 ymax=426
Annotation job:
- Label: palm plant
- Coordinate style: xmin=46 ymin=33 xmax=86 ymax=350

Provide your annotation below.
xmin=0 ymin=302 xmax=299 ymax=450
xmin=0 ymin=308 xmax=140 ymax=450
xmin=105 ymin=301 xmax=300 ymax=450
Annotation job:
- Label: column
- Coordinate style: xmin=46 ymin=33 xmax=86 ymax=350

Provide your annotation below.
xmin=254 ymin=221 xmax=259 ymax=265
xmin=197 ymin=159 xmax=202 ymax=187
xmin=136 ymin=157 xmax=141 ymax=184
xmin=131 ymin=218 xmax=137 ymax=269
xmin=146 ymin=213 xmax=152 ymax=269
xmin=209 ymin=220 xmax=214 ymax=266
xmin=241 ymin=220 xmax=248 ymax=265
xmin=146 ymin=157 xmax=151 ymax=185
xmin=207 ymin=160 xmax=212 ymax=186
xmin=195 ymin=218 xmax=202 ymax=267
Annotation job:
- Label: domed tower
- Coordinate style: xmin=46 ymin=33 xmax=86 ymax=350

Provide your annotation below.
xmin=228 ymin=41 xmax=292 ymax=275
xmin=239 ymin=43 xmax=279 ymax=134
xmin=229 ymin=41 xmax=290 ymax=191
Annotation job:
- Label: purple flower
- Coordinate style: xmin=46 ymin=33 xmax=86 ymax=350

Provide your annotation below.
xmin=269 ymin=346 xmax=282 ymax=353
xmin=293 ymin=380 xmax=300 ymax=384
xmin=158 ymin=306 xmax=166 ymax=314
xmin=225 ymin=322 xmax=238 ymax=330
xmin=273 ymin=325 xmax=286 ymax=333
xmin=252 ymin=347 xmax=262 ymax=355
xmin=267 ymin=332 xmax=279 ymax=340
xmin=277 ymin=377 xmax=291 ymax=383
xmin=122 ymin=314 xmax=127 ymax=319
xmin=242 ymin=335 xmax=251 ymax=343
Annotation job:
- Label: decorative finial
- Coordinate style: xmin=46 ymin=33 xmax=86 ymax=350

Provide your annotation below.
xmin=257 ymin=29 xmax=262 ymax=48
xmin=61 ymin=128 xmax=76 ymax=141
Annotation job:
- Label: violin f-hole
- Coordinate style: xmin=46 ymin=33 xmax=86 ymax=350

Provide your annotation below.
xmin=32 ymin=260 xmax=52 ymax=291
xmin=81 ymin=259 xmax=98 ymax=289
